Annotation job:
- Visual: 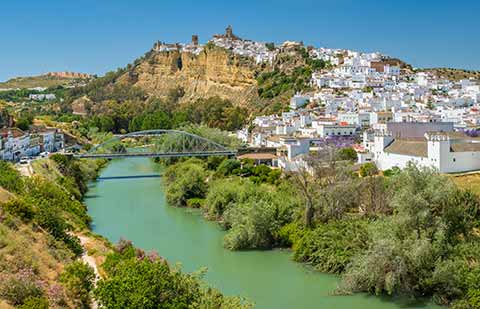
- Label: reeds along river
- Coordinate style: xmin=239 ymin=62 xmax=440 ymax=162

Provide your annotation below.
xmin=85 ymin=158 xmax=441 ymax=309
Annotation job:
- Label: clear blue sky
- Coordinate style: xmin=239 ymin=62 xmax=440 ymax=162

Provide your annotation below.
xmin=1 ymin=0 xmax=479 ymax=81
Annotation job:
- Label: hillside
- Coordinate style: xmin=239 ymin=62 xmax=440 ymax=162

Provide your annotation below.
xmin=121 ymin=45 xmax=260 ymax=107
xmin=418 ymin=67 xmax=480 ymax=81
xmin=0 ymin=73 xmax=93 ymax=90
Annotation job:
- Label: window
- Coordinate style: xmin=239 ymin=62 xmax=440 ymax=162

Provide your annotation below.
xmin=453 ymin=158 xmax=456 ymax=162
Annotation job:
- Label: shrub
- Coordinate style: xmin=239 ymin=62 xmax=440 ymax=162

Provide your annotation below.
xmin=95 ymin=240 xmax=251 ymax=308
xmin=0 ymin=272 xmax=44 ymax=306
xmin=60 ymin=261 xmax=95 ymax=308
xmin=18 ymin=296 xmax=49 ymax=309
xmin=216 ymin=159 xmax=241 ymax=176
xmin=204 ymin=178 xmax=249 ymax=220
xmin=337 ymin=147 xmax=358 ymax=161
xmin=2 ymin=198 xmax=35 ymax=222
xmin=164 ymin=160 xmax=208 ymax=207
xmin=0 ymin=161 xmax=24 ymax=193
xmin=292 ymin=219 xmax=369 ymax=274
xmin=186 ymin=198 xmax=204 ymax=208
xmin=223 ymin=185 xmax=299 ymax=250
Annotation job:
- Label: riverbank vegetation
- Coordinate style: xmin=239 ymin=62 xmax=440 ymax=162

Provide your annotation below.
xmin=95 ymin=239 xmax=251 ymax=308
xmin=0 ymin=156 xmax=251 ymax=308
xmin=0 ymin=157 xmax=103 ymax=307
xmin=163 ymin=156 xmax=480 ymax=308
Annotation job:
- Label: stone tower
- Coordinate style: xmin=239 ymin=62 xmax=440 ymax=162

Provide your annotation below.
xmin=226 ymin=25 xmax=233 ymax=38
xmin=191 ymin=34 xmax=199 ymax=46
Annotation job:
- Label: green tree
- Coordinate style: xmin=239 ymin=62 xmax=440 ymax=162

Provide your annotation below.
xmin=216 ymin=159 xmax=241 ymax=176
xmin=2 ymin=198 xmax=35 ymax=222
xmin=337 ymin=147 xmax=358 ymax=161
xmin=60 ymin=261 xmax=95 ymax=308
xmin=164 ymin=160 xmax=208 ymax=207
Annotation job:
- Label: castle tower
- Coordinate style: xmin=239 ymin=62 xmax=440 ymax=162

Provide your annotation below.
xmin=191 ymin=35 xmax=199 ymax=46
xmin=226 ymin=25 xmax=233 ymax=38
xmin=425 ymin=132 xmax=450 ymax=172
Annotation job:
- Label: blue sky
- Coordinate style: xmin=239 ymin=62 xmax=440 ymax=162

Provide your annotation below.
xmin=0 ymin=0 xmax=479 ymax=81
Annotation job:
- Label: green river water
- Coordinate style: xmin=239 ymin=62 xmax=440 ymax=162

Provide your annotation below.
xmin=85 ymin=158 xmax=441 ymax=309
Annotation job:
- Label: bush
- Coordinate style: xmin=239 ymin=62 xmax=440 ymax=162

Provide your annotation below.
xmin=2 ymin=198 xmax=35 ymax=222
xmin=95 ymin=241 xmax=250 ymax=308
xmin=340 ymin=165 xmax=480 ymax=302
xmin=0 ymin=273 xmax=44 ymax=306
xmin=292 ymin=219 xmax=369 ymax=274
xmin=337 ymin=147 xmax=358 ymax=161
xmin=216 ymin=159 xmax=241 ymax=176
xmin=186 ymin=198 xmax=204 ymax=208
xmin=204 ymin=178 xmax=250 ymax=220
xmin=18 ymin=296 xmax=49 ymax=309
xmin=60 ymin=261 xmax=95 ymax=308
xmin=359 ymin=162 xmax=378 ymax=177
xmin=164 ymin=160 xmax=208 ymax=207
xmin=223 ymin=185 xmax=299 ymax=250
xmin=0 ymin=161 xmax=24 ymax=193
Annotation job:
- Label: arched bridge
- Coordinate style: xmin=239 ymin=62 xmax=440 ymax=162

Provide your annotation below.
xmin=74 ymin=129 xmax=237 ymax=159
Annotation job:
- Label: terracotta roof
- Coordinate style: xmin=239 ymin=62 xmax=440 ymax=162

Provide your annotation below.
xmin=0 ymin=128 xmax=25 ymax=138
xmin=384 ymin=139 xmax=428 ymax=157
xmin=238 ymin=153 xmax=277 ymax=160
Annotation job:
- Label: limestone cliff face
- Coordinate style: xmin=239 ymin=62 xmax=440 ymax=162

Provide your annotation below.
xmin=121 ymin=47 xmax=260 ymax=106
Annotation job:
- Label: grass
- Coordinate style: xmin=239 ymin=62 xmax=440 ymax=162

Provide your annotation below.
xmin=0 ymin=188 xmax=13 ymax=203
xmin=451 ymin=172 xmax=480 ymax=196
xmin=0 ymin=75 xmax=87 ymax=89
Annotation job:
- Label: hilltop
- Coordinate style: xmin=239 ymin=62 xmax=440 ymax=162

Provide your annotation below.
xmin=0 ymin=72 xmax=94 ymax=90
xmin=64 ymin=26 xmax=430 ymax=117
xmin=416 ymin=67 xmax=480 ymax=81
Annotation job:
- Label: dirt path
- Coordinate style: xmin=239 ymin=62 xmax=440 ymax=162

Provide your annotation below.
xmin=16 ymin=162 xmax=33 ymax=177
xmin=78 ymin=235 xmax=100 ymax=309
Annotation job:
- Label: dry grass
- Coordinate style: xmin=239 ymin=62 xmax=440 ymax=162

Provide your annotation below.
xmin=451 ymin=172 xmax=480 ymax=196
xmin=0 ymin=188 xmax=13 ymax=203
xmin=0 ymin=75 xmax=85 ymax=89
xmin=78 ymin=231 xmax=112 ymax=278
xmin=31 ymin=159 xmax=62 ymax=181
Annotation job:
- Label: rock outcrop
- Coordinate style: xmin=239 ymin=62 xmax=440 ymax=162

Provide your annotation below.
xmin=119 ymin=46 xmax=261 ymax=107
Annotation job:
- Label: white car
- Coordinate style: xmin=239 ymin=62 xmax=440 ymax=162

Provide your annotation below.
xmin=19 ymin=158 xmax=29 ymax=165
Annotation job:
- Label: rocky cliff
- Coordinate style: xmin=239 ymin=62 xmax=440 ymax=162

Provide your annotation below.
xmin=118 ymin=46 xmax=261 ymax=107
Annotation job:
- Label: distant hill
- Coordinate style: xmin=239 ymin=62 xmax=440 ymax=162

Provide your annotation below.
xmin=418 ymin=68 xmax=480 ymax=81
xmin=0 ymin=72 xmax=94 ymax=90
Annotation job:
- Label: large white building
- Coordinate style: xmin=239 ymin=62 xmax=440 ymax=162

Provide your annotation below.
xmin=370 ymin=131 xmax=480 ymax=173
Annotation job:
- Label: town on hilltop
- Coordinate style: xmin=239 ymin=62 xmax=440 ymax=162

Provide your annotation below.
xmin=1 ymin=25 xmax=480 ymax=176
xmin=237 ymin=61 xmax=480 ymax=173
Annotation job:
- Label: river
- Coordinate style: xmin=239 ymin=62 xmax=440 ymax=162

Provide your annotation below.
xmin=85 ymin=158 xmax=440 ymax=309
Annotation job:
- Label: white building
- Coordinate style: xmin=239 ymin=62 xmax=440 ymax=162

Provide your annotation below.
xmin=371 ymin=131 xmax=480 ymax=173
xmin=338 ymin=112 xmax=370 ymax=127
xmin=316 ymin=124 xmax=356 ymax=137
xmin=290 ymin=94 xmax=310 ymax=110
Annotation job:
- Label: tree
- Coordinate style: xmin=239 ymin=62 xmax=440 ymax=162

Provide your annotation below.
xmin=359 ymin=162 xmax=378 ymax=177
xmin=340 ymin=164 xmax=480 ymax=300
xmin=60 ymin=261 xmax=95 ymax=308
xmin=94 ymin=241 xmax=251 ymax=308
xmin=216 ymin=159 xmax=241 ymax=176
xmin=337 ymin=147 xmax=358 ymax=162
xmin=291 ymin=149 xmax=358 ymax=227
xmin=15 ymin=114 xmax=33 ymax=131
xmin=164 ymin=161 xmax=208 ymax=207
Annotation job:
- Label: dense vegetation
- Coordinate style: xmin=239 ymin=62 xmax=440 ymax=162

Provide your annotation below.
xmin=0 ymin=156 xmax=251 ymax=307
xmin=255 ymin=48 xmax=331 ymax=113
xmin=163 ymin=154 xmax=480 ymax=308
xmin=61 ymin=89 xmax=248 ymax=135
xmin=95 ymin=239 xmax=251 ymax=308
xmin=0 ymin=158 xmax=104 ymax=307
